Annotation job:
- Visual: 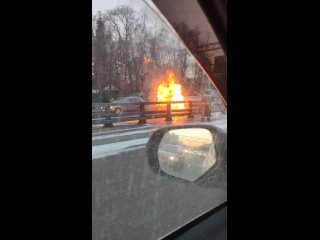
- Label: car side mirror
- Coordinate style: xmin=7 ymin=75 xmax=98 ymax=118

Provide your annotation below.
xmin=146 ymin=125 xmax=227 ymax=185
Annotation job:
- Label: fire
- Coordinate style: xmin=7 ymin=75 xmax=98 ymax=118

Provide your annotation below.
xmin=157 ymin=71 xmax=185 ymax=109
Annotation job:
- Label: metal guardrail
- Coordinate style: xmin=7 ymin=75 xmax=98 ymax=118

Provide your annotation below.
xmin=198 ymin=42 xmax=221 ymax=52
xmin=92 ymin=101 xmax=205 ymax=127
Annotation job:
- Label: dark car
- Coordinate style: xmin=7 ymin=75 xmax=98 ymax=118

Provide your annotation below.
xmin=109 ymin=96 xmax=144 ymax=113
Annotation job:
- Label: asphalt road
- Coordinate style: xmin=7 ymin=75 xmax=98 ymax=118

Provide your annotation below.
xmin=92 ymin=114 xmax=227 ymax=240
xmin=92 ymin=113 xmax=227 ymax=240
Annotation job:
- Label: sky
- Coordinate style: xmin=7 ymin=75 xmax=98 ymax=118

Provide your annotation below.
xmin=92 ymin=0 xmax=145 ymax=14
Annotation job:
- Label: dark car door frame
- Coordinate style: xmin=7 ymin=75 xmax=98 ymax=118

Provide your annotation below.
xmin=149 ymin=0 xmax=227 ymax=105
xmin=161 ymin=202 xmax=227 ymax=240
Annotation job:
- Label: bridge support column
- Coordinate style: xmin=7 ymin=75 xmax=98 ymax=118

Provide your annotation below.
xmin=103 ymin=111 xmax=113 ymax=127
xmin=138 ymin=103 xmax=147 ymax=124
xmin=188 ymin=101 xmax=194 ymax=118
xmin=165 ymin=103 xmax=172 ymax=122
xmin=103 ymin=123 xmax=113 ymax=128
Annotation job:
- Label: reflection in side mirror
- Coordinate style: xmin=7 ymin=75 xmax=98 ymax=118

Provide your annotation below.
xmin=158 ymin=128 xmax=216 ymax=182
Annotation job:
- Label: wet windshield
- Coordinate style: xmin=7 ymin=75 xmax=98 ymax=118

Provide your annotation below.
xmin=92 ymin=0 xmax=227 ymax=239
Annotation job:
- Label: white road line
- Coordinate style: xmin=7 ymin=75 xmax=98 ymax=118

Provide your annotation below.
xmin=92 ymin=125 xmax=152 ymax=136
xmin=92 ymin=129 xmax=157 ymax=140
xmin=92 ymin=137 xmax=149 ymax=159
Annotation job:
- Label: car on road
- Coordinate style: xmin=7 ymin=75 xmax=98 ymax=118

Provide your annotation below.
xmin=109 ymin=96 xmax=144 ymax=113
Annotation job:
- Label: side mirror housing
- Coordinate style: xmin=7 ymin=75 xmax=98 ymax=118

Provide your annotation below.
xmin=146 ymin=124 xmax=227 ymax=187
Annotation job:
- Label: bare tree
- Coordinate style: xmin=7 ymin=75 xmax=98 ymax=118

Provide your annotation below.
xmin=92 ymin=4 xmax=213 ymax=100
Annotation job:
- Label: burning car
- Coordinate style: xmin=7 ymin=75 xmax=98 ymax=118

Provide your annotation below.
xmin=156 ymin=70 xmax=185 ymax=110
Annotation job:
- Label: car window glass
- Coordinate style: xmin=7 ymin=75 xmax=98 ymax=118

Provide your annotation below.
xmin=92 ymin=0 xmax=227 ymax=239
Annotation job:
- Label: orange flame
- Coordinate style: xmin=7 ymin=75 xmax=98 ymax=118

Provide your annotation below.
xmin=144 ymin=56 xmax=151 ymax=64
xmin=157 ymin=71 xmax=185 ymax=109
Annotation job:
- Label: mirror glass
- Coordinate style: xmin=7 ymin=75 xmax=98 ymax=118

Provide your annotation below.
xmin=158 ymin=128 xmax=216 ymax=181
